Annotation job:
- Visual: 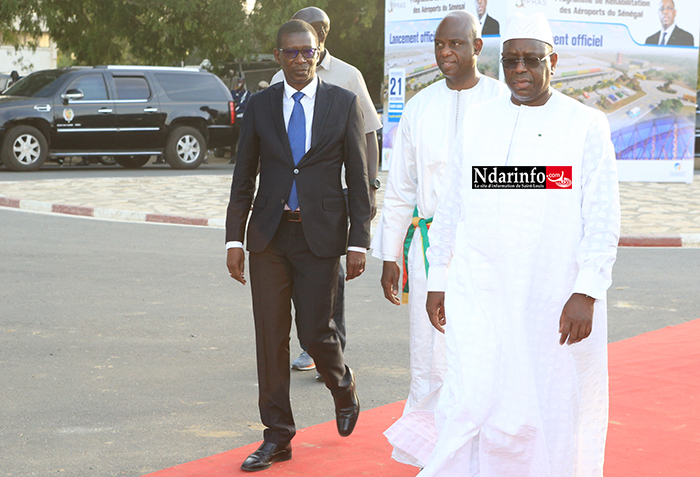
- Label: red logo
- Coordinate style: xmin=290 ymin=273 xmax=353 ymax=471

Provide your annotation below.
xmin=545 ymin=166 xmax=572 ymax=189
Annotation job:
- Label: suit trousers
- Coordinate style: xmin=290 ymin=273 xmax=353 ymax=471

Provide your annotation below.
xmin=249 ymin=217 xmax=353 ymax=445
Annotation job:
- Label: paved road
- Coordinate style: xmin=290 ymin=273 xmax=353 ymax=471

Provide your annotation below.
xmin=0 ymin=156 xmax=233 ymax=182
xmin=0 ymin=208 xmax=410 ymax=476
xmin=1 ymin=157 xmax=700 ymax=242
xmin=1 ymin=206 xmax=699 ymax=476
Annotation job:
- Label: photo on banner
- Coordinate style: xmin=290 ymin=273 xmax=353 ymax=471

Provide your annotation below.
xmin=381 ymin=0 xmax=699 ymax=183
xmin=508 ymin=0 xmax=699 ymax=182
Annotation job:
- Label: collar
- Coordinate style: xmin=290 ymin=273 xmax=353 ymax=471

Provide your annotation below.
xmin=479 ymin=11 xmax=488 ymax=24
xmin=661 ymin=23 xmax=676 ymax=34
xmin=283 ymin=75 xmax=319 ymax=101
xmin=318 ymin=49 xmax=332 ymax=71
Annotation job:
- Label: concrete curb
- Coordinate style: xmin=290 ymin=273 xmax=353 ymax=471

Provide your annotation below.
xmin=1 ymin=194 xmax=699 ymax=247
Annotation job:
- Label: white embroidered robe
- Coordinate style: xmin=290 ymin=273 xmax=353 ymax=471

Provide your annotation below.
xmin=418 ymin=91 xmax=620 ymax=476
xmin=371 ymin=77 xmax=508 ymax=467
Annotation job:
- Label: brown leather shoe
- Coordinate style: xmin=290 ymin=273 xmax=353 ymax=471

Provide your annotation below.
xmin=240 ymin=441 xmax=292 ymax=472
xmin=334 ymin=368 xmax=360 ymax=437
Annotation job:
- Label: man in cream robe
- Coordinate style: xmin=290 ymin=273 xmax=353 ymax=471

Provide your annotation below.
xmin=420 ymin=13 xmax=620 ymax=475
xmin=371 ymin=11 xmax=508 ymax=468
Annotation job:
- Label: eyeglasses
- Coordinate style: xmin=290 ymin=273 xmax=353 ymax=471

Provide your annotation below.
xmin=279 ymin=48 xmax=318 ymax=60
xmin=501 ymin=53 xmax=553 ymax=70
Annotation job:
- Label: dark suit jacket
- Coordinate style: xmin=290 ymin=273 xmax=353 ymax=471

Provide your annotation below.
xmin=225 ymin=78 xmax=371 ymax=258
xmin=482 ymin=14 xmax=500 ymax=36
xmin=645 ymin=26 xmax=694 ymax=46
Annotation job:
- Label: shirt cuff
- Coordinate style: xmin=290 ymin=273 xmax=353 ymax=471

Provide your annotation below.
xmin=347 ymin=246 xmax=367 ymax=254
xmin=226 ymin=241 xmax=243 ymax=250
xmin=427 ymin=265 xmax=449 ymax=292
xmin=572 ymin=268 xmax=611 ymax=301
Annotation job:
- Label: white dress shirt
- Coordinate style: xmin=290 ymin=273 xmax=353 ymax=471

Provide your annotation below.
xmin=282 ymin=75 xmax=317 ymax=151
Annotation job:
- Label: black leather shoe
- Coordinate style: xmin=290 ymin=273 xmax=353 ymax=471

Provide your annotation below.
xmin=334 ymin=368 xmax=360 ymax=437
xmin=240 ymin=441 xmax=292 ymax=472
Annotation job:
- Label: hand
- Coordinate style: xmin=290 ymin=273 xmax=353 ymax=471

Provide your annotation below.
xmin=380 ymin=261 xmax=401 ymax=305
xmin=345 ymin=251 xmax=366 ymax=281
xmin=227 ymin=248 xmax=246 ymax=285
xmin=559 ymin=293 xmax=595 ymax=345
xmin=426 ymin=291 xmax=446 ymax=334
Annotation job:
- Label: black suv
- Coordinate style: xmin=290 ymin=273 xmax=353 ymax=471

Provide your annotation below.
xmin=0 ymin=66 xmax=234 ymax=171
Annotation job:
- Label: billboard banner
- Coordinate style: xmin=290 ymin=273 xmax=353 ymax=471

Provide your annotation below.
xmin=381 ymin=0 xmax=699 ymax=182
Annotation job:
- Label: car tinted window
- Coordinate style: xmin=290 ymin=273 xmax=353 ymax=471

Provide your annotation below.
xmin=0 ymin=76 xmax=11 ymax=92
xmin=114 ymin=76 xmax=151 ymax=100
xmin=154 ymin=73 xmax=227 ymax=102
xmin=3 ymin=69 xmax=69 ymax=97
xmin=67 ymin=74 xmax=109 ymax=100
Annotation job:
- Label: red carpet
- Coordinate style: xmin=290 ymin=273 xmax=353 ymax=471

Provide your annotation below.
xmin=605 ymin=319 xmax=700 ymax=476
xmin=146 ymin=319 xmax=700 ymax=476
xmin=143 ymin=401 xmax=418 ymax=477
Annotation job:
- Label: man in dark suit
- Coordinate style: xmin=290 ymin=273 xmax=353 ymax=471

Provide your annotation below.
xmin=645 ymin=0 xmax=694 ymax=46
xmin=226 ymin=19 xmax=370 ymax=472
xmin=475 ymin=0 xmax=499 ymax=35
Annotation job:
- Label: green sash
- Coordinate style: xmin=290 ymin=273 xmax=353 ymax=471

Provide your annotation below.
xmin=401 ymin=206 xmax=432 ymax=304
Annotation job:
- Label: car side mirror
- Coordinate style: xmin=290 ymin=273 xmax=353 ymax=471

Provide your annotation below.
xmin=61 ymin=89 xmax=84 ymax=103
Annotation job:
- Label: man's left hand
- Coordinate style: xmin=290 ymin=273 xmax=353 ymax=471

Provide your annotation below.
xmin=559 ymin=293 xmax=595 ymax=345
xmin=346 ymin=251 xmax=366 ymax=281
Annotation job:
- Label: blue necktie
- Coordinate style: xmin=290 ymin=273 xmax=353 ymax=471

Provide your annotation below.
xmin=287 ymin=91 xmax=305 ymax=211
xmin=661 ymin=31 xmax=667 ymax=45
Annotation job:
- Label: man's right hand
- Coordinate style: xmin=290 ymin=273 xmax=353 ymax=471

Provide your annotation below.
xmin=227 ymin=248 xmax=246 ymax=285
xmin=426 ymin=291 xmax=446 ymax=334
xmin=380 ymin=261 xmax=401 ymax=306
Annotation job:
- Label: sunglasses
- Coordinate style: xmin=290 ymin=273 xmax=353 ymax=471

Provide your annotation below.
xmin=279 ymin=48 xmax=318 ymax=60
xmin=501 ymin=53 xmax=553 ymax=70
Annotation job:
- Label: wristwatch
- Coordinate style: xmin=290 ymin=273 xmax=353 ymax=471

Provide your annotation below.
xmin=371 ymin=178 xmax=381 ymax=190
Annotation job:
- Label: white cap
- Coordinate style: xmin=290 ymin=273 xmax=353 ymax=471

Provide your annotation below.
xmin=503 ymin=12 xmax=554 ymax=47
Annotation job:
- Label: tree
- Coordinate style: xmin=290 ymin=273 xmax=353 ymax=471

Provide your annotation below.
xmin=249 ymin=0 xmax=384 ymax=103
xmin=1 ymin=0 xmax=251 ymax=69
xmin=2 ymin=0 xmax=385 ymax=100
xmin=323 ymin=0 xmax=384 ymax=104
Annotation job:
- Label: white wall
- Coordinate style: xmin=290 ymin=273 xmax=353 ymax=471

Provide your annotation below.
xmin=0 ymin=34 xmax=58 ymax=74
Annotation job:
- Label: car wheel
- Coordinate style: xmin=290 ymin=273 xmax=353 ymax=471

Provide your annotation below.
xmin=164 ymin=126 xmax=206 ymax=169
xmin=1 ymin=125 xmax=48 ymax=171
xmin=97 ymin=156 xmax=117 ymax=166
xmin=115 ymin=155 xmax=151 ymax=169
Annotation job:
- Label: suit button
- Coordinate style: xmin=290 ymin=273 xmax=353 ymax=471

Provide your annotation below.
xmin=293 ymin=169 xmax=299 ymax=174
xmin=280 ymin=199 xmax=285 ymax=204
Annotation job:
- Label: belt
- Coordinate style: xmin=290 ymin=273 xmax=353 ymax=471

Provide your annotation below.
xmin=282 ymin=210 xmax=301 ymax=222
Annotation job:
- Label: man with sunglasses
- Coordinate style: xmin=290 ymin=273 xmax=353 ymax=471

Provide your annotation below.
xmin=414 ymin=13 xmax=620 ymax=475
xmin=271 ymin=6 xmax=382 ymax=380
xmin=645 ymin=0 xmax=694 ymax=46
xmin=372 ymin=10 xmax=507 ymax=468
xmin=226 ymin=19 xmax=370 ymax=472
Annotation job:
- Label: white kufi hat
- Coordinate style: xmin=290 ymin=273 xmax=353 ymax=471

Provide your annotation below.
xmin=503 ymin=12 xmax=554 ymax=47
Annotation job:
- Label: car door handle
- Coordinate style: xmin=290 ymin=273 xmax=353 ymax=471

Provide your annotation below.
xmin=143 ymin=107 xmax=158 ymax=113
xmin=98 ymin=108 xmax=113 ymax=114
